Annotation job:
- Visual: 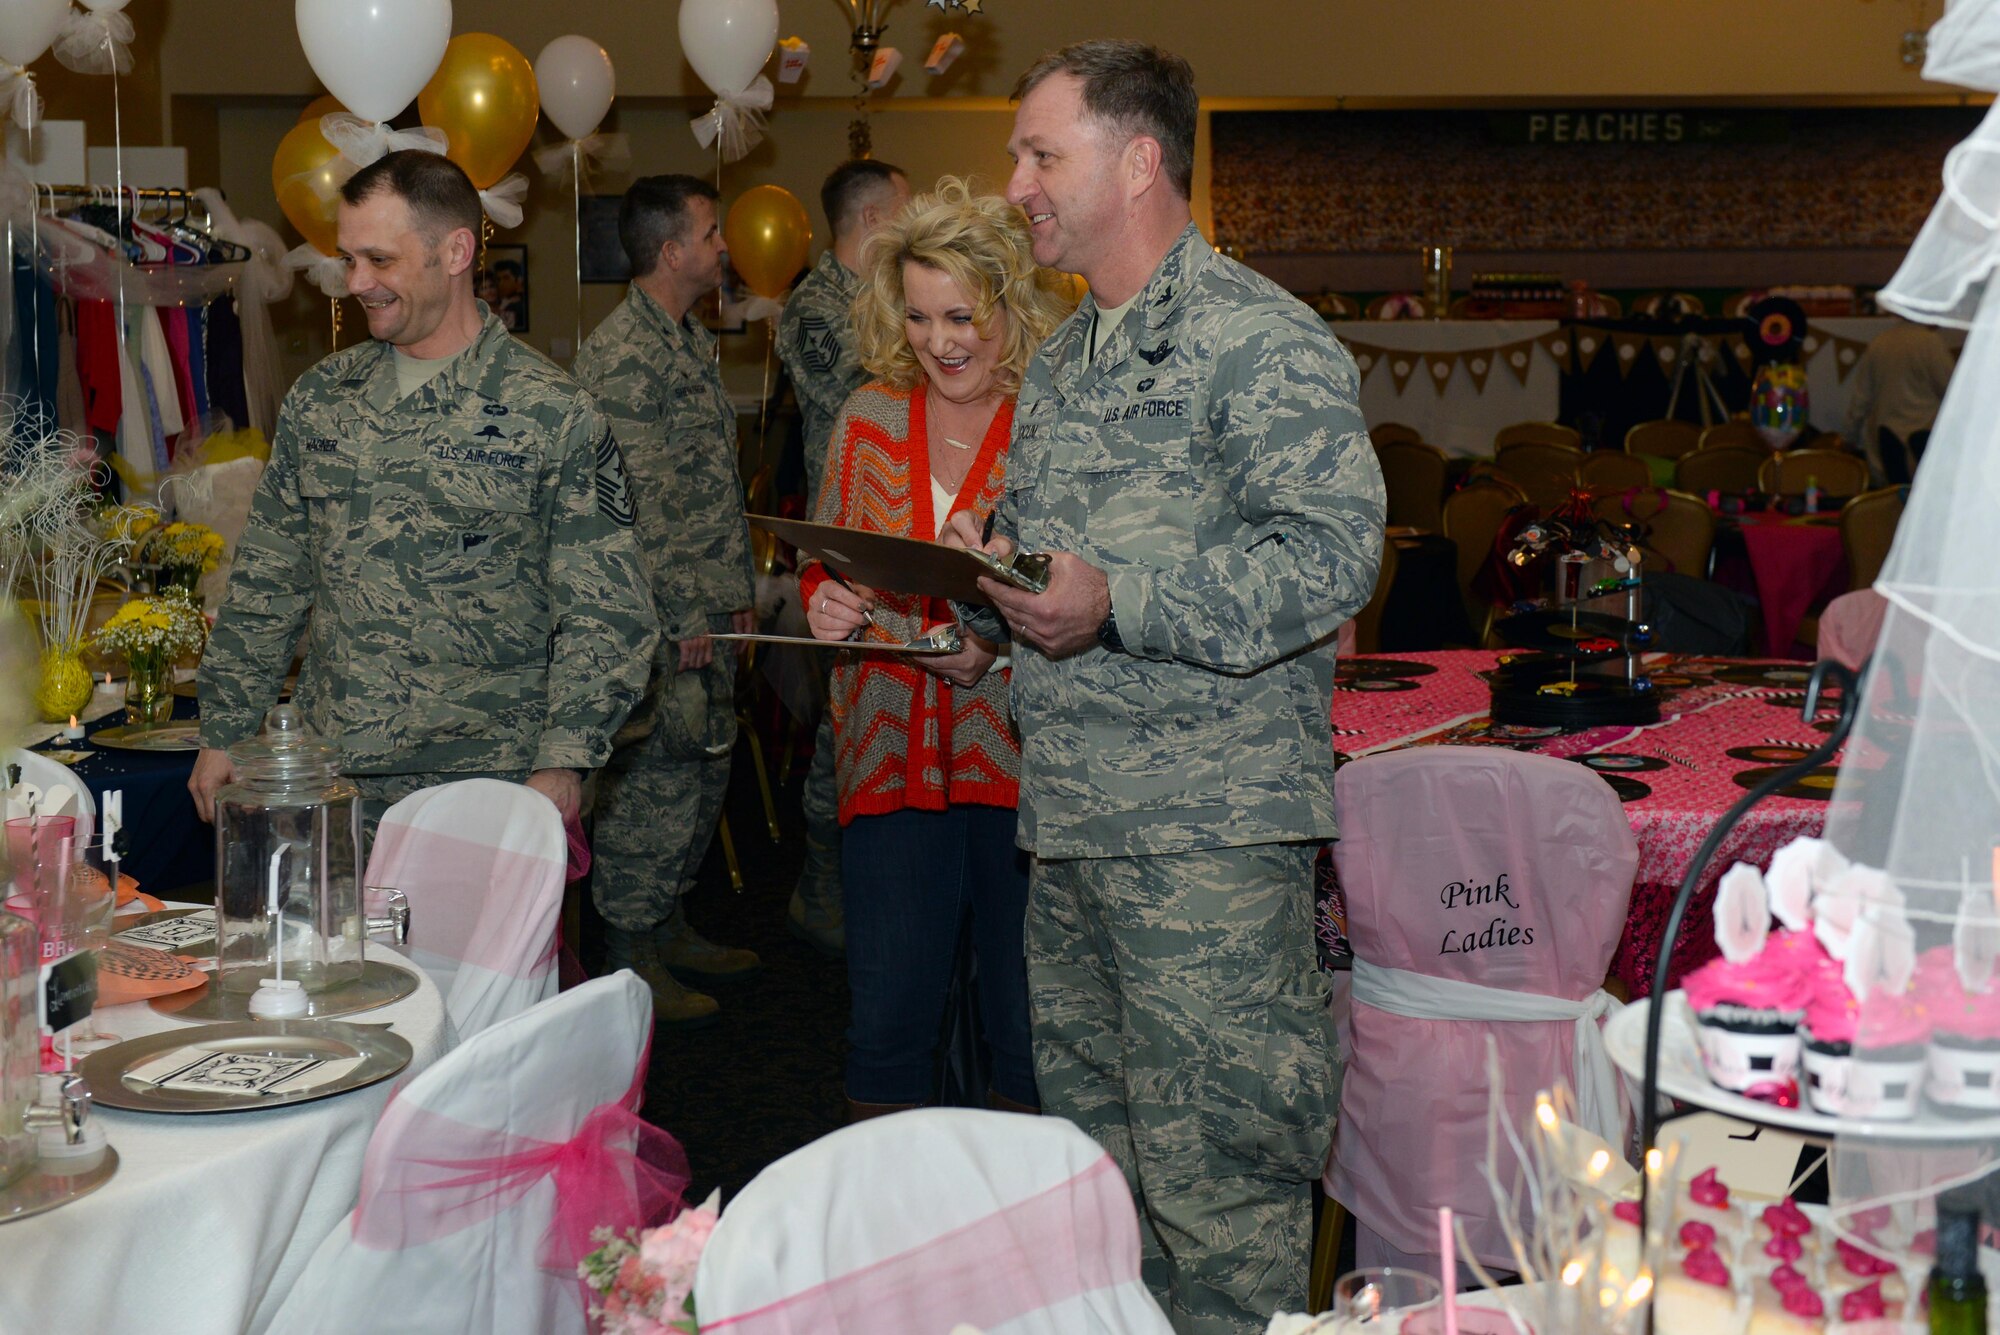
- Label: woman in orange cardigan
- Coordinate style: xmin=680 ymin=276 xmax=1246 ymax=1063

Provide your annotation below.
xmin=804 ymin=179 xmax=1074 ymax=1121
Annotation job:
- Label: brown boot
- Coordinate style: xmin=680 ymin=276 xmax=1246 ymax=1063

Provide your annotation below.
xmin=604 ymin=926 xmax=721 ymax=1029
xmin=987 ymin=1090 xmax=1041 ymax=1116
xmin=845 ymin=1097 xmax=920 ymax=1124
xmin=656 ymin=906 xmax=762 ymax=982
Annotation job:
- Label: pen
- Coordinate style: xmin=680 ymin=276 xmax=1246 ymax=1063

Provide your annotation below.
xmin=822 ymin=563 xmax=875 ymax=634
xmin=981 ymin=509 xmax=996 ymax=545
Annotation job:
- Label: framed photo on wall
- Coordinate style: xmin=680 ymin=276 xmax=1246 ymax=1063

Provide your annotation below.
xmin=579 ymin=194 xmax=630 ymax=284
xmin=475 ymin=245 xmax=530 ymax=333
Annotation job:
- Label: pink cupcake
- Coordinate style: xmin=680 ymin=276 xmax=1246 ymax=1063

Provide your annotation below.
xmin=1687 ymin=865 xmax=1814 ymax=1097
xmin=1920 ymin=942 xmax=2000 ymax=1112
xmin=1847 ymin=988 xmax=1930 ymax=1121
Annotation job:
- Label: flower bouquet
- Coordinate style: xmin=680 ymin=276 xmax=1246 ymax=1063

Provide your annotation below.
xmin=138 ymin=520 xmax=225 ymax=597
xmin=578 ymin=1189 xmax=721 ymax=1335
xmin=92 ymin=594 xmax=207 ymax=726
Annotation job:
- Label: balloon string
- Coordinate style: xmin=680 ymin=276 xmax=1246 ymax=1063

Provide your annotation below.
xmin=757 ymin=319 xmax=774 ymax=459
xmin=714 ymin=135 xmax=724 ymax=368
xmin=112 ymin=51 xmax=128 ymax=468
xmin=572 ymin=141 xmax=582 ymax=365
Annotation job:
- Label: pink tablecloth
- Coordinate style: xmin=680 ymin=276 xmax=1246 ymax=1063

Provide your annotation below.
xmin=1321 ymin=650 xmax=1846 ymax=996
xmin=1730 ymin=510 xmax=1848 ymax=657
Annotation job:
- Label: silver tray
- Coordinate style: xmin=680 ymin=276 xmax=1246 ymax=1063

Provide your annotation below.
xmin=151 ymin=959 xmax=420 ymax=1021
xmin=82 ymin=1020 xmax=410 ymax=1114
xmin=0 ymin=1147 xmax=119 ymax=1223
xmin=89 ymin=723 xmax=203 ymax=752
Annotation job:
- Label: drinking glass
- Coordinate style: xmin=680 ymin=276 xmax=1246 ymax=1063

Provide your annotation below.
xmin=1335 ymin=1268 xmax=1444 ymax=1326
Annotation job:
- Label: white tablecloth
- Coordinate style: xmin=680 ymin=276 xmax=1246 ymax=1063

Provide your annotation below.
xmin=0 ymin=945 xmax=452 ymax=1335
xmin=1327 ymin=320 xmax=1563 ymax=458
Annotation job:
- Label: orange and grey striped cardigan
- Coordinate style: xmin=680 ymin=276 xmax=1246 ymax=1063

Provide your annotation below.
xmin=799 ymin=380 xmax=1022 ymax=824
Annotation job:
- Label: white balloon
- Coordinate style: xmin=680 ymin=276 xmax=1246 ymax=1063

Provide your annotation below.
xmin=294 ymin=0 xmax=452 ymax=125
xmin=78 ymin=0 xmax=132 ymax=13
xmin=535 ymin=35 xmax=616 ymax=143
xmin=0 ymin=0 xmax=71 ymax=66
xmin=677 ymin=0 xmax=777 ymax=98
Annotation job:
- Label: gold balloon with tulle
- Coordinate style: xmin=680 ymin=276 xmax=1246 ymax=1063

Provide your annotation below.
xmin=724 ymin=185 xmax=812 ymax=302
xmin=418 ymin=33 xmax=541 ymax=191
xmin=271 ymin=119 xmax=344 ymax=257
xmin=296 ymin=94 xmax=345 ymax=124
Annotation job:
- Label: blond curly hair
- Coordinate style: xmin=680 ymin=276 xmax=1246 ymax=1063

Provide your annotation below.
xmin=851 ymin=177 xmax=1077 ymax=396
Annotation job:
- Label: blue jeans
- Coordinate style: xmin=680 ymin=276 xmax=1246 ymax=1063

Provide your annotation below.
xmin=841 ymin=805 xmax=1038 ymax=1107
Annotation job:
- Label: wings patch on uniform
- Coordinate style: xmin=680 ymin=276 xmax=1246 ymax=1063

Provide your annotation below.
xmin=594 ymin=430 xmax=636 ymax=528
xmin=798 ymin=315 xmax=841 ymax=376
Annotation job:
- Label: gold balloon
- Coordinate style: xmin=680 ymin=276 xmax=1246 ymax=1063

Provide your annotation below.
xmin=271 ymin=119 xmax=344 ymax=257
xmin=297 ymin=94 xmax=345 ymax=124
xmin=725 ymin=186 xmax=813 ymax=302
xmin=418 ymin=33 xmax=540 ymax=192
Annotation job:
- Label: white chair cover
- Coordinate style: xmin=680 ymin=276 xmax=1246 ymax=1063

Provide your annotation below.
xmin=1325 ymin=746 xmax=1638 ymax=1273
xmin=694 ymin=1108 xmax=1174 ymax=1335
xmin=266 ymin=973 xmax=660 ymax=1335
xmin=4 ymin=746 xmax=96 ymax=850
xmin=363 ymin=778 xmax=565 ymax=1039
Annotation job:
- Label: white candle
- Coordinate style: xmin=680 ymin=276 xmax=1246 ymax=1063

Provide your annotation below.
xmin=60 ymin=715 xmax=84 ymax=742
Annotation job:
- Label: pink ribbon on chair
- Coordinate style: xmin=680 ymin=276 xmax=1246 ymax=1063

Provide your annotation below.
xmin=564 ymin=813 xmax=592 ymax=883
xmin=351 ymin=1052 xmax=688 ymax=1276
xmin=701 ymin=1154 xmax=1141 ymax=1334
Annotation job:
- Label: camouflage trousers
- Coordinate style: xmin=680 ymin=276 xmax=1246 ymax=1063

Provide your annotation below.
xmin=792 ymin=708 xmax=843 ymax=914
xmin=591 ymin=676 xmax=734 ymax=932
xmin=1028 ymin=842 xmax=1338 ymax=1335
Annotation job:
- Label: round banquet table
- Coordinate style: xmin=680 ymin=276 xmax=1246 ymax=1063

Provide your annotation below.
xmin=1321 ymin=650 xmax=1849 ymax=996
xmin=1718 ymin=509 xmax=1847 ymax=658
xmin=28 ymin=693 xmax=208 ymax=894
xmin=0 ymin=943 xmax=452 ymax=1335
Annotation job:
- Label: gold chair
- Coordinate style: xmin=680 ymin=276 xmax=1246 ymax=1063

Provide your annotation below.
xmin=1493 ymin=420 xmax=1582 ymax=453
xmin=1674 ymin=445 xmax=1767 ymax=496
xmin=1624 ymin=419 xmax=1700 ymax=460
xmin=1696 ymin=419 xmax=1766 ymax=452
xmin=1375 ymin=438 xmax=1449 ymax=532
xmin=1309 ymin=1191 xmax=1349 ymax=1315
xmin=731 ymin=465 xmax=783 ymax=847
xmin=1579 ymin=450 xmax=1653 ymax=493
xmin=1840 ymin=487 xmax=1906 ymax=590
xmin=1368 ymin=421 xmax=1422 ymax=450
xmin=1759 ymin=449 xmax=1870 ymax=498
xmin=1591 ymin=488 xmax=1716 ymax=578
xmin=1493 ymin=439 xmax=1585 ymax=512
xmin=1443 ymin=476 xmax=1529 ymax=645
xmin=1349 ymin=532 xmax=1402 ymax=655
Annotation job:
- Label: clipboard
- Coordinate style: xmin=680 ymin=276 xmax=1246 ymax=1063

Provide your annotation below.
xmin=708 ymin=626 xmax=962 ymax=656
xmin=748 ymin=514 xmax=1050 ymax=605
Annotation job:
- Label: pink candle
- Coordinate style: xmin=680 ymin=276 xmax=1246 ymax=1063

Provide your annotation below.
xmin=1439 ymin=1206 xmax=1459 ymax=1335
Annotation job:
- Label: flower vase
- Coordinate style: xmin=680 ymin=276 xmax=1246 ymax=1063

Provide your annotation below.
xmin=35 ymin=642 xmax=95 ymax=724
xmin=157 ymin=565 xmax=202 ymax=601
xmin=124 ymin=649 xmax=173 ymax=727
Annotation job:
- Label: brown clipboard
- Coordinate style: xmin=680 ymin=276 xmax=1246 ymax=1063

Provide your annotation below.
xmin=707 ymin=629 xmax=959 ymax=656
xmin=747 ymin=514 xmax=1048 ymax=606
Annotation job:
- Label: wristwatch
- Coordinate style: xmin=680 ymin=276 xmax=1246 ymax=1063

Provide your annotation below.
xmin=1095 ymin=608 xmax=1124 ymax=654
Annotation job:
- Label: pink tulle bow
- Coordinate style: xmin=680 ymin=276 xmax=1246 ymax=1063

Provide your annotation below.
xmin=352 ymin=1053 xmax=687 ymax=1278
xmin=564 ymin=813 xmax=592 ymax=883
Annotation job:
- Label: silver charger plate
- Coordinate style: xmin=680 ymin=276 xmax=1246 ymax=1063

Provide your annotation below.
xmin=150 ymin=959 xmax=420 ymax=1021
xmin=81 ymin=1020 xmax=411 ymax=1114
xmin=89 ymin=724 xmax=204 ymax=752
xmin=0 ymin=1147 xmax=119 ymax=1224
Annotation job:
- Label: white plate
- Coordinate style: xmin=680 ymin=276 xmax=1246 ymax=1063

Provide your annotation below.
xmin=1604 ymin=991 xmax=2000 ymax=1141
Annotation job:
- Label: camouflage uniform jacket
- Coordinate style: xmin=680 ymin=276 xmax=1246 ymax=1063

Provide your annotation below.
xmin=575 ymin=285 xmax=753 ymax=647
xmin=986 ymin=224 xmax=1386 ymax=859
xmin=199 ymin=310 xmax=660 ymax=776
xmin=775 ymin=250 xmax=865 ymax=510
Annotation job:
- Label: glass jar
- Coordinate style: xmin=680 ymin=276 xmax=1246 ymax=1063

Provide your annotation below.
xmin=0 ymin=905 xmax=35 ymax=1191
xmin=212 ymin=705 xmax=363 ymax=994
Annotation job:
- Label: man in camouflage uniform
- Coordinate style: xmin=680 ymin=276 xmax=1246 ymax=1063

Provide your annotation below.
xmin=575 ymin=176 xmax=759 ymax=1027
xmin=943 ymin=43 xmax=1386 ymax=1333
xmin=773 ymin=158 xmax=908 ymax=957
xmin=192 ymin=152 xmax=657 ymax=840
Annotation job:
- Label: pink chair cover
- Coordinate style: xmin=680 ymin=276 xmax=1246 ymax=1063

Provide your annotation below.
xmin=365 ymin=778 xmax=566 ymax=1038
xmin=1817 ymin=588 xmax=1890 ymax=671
xmin=268 ymin=972 xmax=663 ymax=1335
xmin=4 ymin=748 xmax=95 ymax=851
xmin=695 ymin=1109 xmax=1173 ymax=1335
xmin=1325 ymin=746 xmax=1639 ymax=1271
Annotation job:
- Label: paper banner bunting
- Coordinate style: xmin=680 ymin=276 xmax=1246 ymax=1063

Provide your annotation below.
xmin=1386 ymin=350 xmax=1421 ymax=395
xmin=1425 ymin=351 xmax=1457 ymax=393
xmin=1651 ymin=336 xmax=1681 ymax=375
xmin=1536 ymin=329 xmax=1573 ymax=374
xmin=1573 ymin=327 xmax=1606 ymax=373
xmin=1696 ymin=336 xmax=1722 ymax=367
xmin=1344 ymin=341 xmax=1382 ymax=382
xmin=1501 ymin=338 xmax=1536 ymax=387
xmin=1801 ymin=331 xmax=1823 ymax=360
xmin=1463 ymin=347 xmax=1496 ymax=393
xmin=1610 ymin=331 xmax=1647 ymax=378
xmin=1826 ymin=334 xmax=1869 ymax=382
xmin=1730 ymin=335 xmax=1754 ymax=369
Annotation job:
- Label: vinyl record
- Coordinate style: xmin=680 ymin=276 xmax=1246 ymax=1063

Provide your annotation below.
xmin=1488 ymin=723 xmax=1565 ymax=741
xmin=1337 ymin=678 xmax=1419 ymax=693
xmin=1577 ymin=753 xmax=1669 ymax=773
xmin=1762 ymin=691 xmax=1842 ymax=713
xmin=1598 ymin=774 xmax=1653 ymax=803
xmin=1732 ymin=766 xmax=1847 ymax=800
xmin=1709 ymin=665 xmax=1816 ymax=687
xmin=1726 ymin=745 xmax=1814 ymax=764
xmin=1497 ymin=610 xmax=1637 ymax=657
xmin=1336 ymin=658 xmax=1440 ymax=680
xmin=1645 ymin=673 xmax=1711 ymax=690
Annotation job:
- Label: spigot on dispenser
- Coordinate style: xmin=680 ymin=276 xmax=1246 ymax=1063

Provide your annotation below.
xmin=27 ymin=1070 xmax=106 ymax=1162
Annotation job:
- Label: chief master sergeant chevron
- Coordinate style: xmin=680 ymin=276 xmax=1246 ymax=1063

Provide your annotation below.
xmin=941 ymin=41 xmax=1386 ymax=1335
xmin=189 ymin=150 xmax=659 ymax=830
